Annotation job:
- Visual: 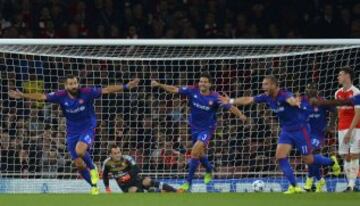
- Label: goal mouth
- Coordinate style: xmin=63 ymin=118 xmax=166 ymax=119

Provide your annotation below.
xmin=0 ymin=39 xmax=358 ymax=193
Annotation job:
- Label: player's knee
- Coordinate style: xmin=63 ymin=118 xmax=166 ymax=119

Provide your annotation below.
xmin=191 ymin=149 xmax=201 ymax=159
xmin=142 ymin=177 xmax=152 ymax=187
xmin=128 ymin=187 xmax=138 ymax=193
xmin=343 ymin=154 xmax=352 ymax=162
xmin=75 ymin=149 xmax=86 ymax=157
xmin=275 ymin=152 xmax=286 ymax=160
xmin=350 ymin=154 xmax=359 ymax=160
xmin=303 ymin=155 xmax=314 ymax=165
xmin=74 ymin=158 xmax=86 ymax=170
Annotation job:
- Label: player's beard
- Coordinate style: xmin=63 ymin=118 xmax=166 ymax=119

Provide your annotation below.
xmin=67 ymin=88 xmax=79 ymax=96
xmin=199 ymin=86 xmax=210 ymax=94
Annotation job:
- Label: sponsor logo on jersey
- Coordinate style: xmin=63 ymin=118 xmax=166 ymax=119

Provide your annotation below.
xmin=65 ymin=106 xmax=86 ymax=113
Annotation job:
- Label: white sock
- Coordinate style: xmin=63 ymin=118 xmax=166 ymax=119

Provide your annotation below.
xmin=344 ymin=161 xmax=351 ymax=181
xmin=349 ymin=159 xmax=359 ymax=188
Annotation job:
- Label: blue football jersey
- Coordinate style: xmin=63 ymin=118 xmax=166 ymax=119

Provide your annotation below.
xmin=178 ymin=86 xmax=231 ymax=130
xmin=301 ymin=96 xmax=335 ymax=135
xmin=46 ymin=87 xmax=102 ymax=136
xmin=254 ymin=89 xmax=308 ymax=130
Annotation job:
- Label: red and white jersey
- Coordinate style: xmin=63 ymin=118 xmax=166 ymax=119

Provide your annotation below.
xmin=335 ymin=85 xmax=360 ymax=130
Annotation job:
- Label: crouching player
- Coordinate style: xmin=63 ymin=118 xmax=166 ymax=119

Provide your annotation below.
xmin=102 ymin=144 xmax=178 ymax=193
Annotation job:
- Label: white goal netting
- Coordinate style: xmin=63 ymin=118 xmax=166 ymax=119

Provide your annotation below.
xmin=0 ymin=40 xmax=359 ymax=193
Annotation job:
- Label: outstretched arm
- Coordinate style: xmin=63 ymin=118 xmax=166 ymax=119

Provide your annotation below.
xmin=219 ymin=94 xmax=255 ymax=106
xmin=8 ymin=89 xmax=46 ymax=101
xmin=309 ymin=98 xmax=352 ymax=107
xmin=102 ymin=78 xmax=140 ymax=94
xmin=102 ymin=166 xmax=111 ymax=193
xmin=228 ymin=106 xmax=248 ymax=122
xmin=151 ymin=80 xmax=179 ymax=94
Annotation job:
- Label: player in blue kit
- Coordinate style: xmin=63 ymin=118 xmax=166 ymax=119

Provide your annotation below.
xmin=151 ymin=72 xmax=248 ymax=192
xmin=298 ymin=83 xmax=336 ymax=192
xmin=8 ymin=74 xmax=139 ymax=195
xmin=220 ymin=76 xmax=340 ymax=194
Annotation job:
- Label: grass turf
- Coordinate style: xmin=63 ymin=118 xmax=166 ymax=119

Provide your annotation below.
xmin=0 ymin=193 xmax=359 ymax=206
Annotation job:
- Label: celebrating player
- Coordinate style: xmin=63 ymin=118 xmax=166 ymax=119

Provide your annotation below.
xmin=220 ymin=75 xmax=340 ymax=194
xmin=151 ymin=72 xmax=248 ymax=192
xmin=8 ymin=75 xmax=139 ymax=195
xmin=102 ymin=144 xmax=178 ymax=193
xmin=298 ymin=83 xmax=336 ymax=192
xmin=311 ymin=67 xmax=360 ymax=192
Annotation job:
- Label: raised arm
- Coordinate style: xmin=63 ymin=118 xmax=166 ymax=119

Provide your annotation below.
xmin=151 ymin=80 xmax=179 ymax=94
xmin=8 ymin=89 xmax=46 ymax=101
xmin=102 ymin=78 xmax=140 ymax=94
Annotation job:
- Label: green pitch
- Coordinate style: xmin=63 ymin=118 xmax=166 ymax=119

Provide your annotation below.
xmin=0 ymin=193 xmax=359 ymax=206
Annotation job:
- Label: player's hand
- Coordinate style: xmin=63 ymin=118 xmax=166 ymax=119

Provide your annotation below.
xmin=8 ymin=89 xmax=24 ymax=99
xmin=119 ymin=174 xmax=131 ymax=183
xmin=105 ymin=187 xmax=112 ymax=193
xmin=151 ymin=80 xmax=161 ymax=87
xmin=292 ymin=96 xmax=301 ymax=108
xmin=219 ymin=92 xmax=230 ymax=104
xmin=127 ymin=78 xmax=140 ymax=89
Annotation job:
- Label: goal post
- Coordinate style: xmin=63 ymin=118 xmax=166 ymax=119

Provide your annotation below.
xmin=0 ymin=39 xmax=359 ymax=193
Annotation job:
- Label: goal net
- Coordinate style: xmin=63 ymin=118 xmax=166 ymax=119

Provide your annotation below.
xmin=0 ymin=39 xmax=359 ymax=193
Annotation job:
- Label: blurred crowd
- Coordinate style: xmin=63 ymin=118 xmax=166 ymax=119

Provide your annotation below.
xmin=0 ymin=0 xmax=360 ymax=39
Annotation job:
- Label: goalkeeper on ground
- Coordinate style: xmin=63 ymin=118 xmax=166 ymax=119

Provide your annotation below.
xmin=102 ymin=144 xmax=178 ymax=193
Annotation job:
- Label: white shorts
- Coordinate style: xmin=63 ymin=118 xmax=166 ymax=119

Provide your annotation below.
xmin=338 ymin=129 xmax=360 ymax=155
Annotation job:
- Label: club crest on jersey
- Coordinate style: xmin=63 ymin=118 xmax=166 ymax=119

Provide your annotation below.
xmin=209 ymin=100 xmax=213 ymax=105
xmin=79 ymin=99 xmax=84 ymax=104
xmin=314 ymin=107 xmax=319 ymax=112
xmin=64 ymin=102 xmax=69 ymax=106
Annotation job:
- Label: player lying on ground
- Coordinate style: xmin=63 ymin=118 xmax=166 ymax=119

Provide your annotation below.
xmin=151 ymin=72 xmax=248 ymax=192
xmin=297 ymin=83 xmax=336 ymax=192
xmin=310 ymin=80 xmax=360 ymax=192
xmin=102 ymin=144 xmax=178 ymax=193
xmin=220 ymin=75 xmax=340 ymax=194
xmin=8 ymin=75 xmax=139 ymax=195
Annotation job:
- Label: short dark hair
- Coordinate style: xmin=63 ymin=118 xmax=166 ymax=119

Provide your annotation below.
xmin=64 ymin=74 xmax=79 ymax=82
xmin=306 ymin=82 xmax=317 ymax=90
xmin=199 ymin=72 xmax=212 ymax=83
xmin=109 ymin=143 xmax=120 ymax=153
xmin=340 ymin=66 xmax=354 ymax=81
xmin=264 ymin=75 xmax=278 ymax=86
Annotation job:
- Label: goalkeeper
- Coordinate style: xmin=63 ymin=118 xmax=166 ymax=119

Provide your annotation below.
xmin=102 ymin=144 xmax=178 ymax=193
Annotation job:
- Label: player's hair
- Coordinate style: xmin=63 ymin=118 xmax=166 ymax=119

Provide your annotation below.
xmin=64 ymin=74 xmax=79 ymax=83
xmin=199 ymin=72 xmax=212 ymax=83
xmin=109 ymin=143 xmax=120 ymax=153
xmin=340 ymin=66 xmax=354 ymax=81
xmin=264 ymin=75 xmax=278 ymax=86
xmin=306 ymin=82 xmax=317 ymax=90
